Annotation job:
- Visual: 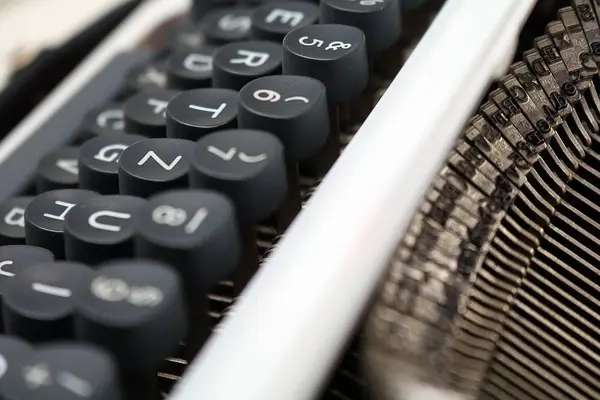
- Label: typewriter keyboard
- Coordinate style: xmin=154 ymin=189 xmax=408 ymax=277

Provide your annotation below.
xmin=0 ymin=0 xmax=442 ymax=399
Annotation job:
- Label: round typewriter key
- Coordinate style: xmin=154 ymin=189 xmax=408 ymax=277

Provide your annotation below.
xmin=200 ymin=7 xmax=253 ymax=44
xmin=320 ymin=0 xmax=401 ymax=53
xmin=238 ymin=75 xmax=329 ymax=161
xmin=0 ymin=197 xmax=33 ymax=245
xmin=190 ymin=130 xmax=287 ymax=294
xmin=120 ymin=61 xmax=167 ymax=99
xmin=80 ymin=103 xmax=125 ymax=141
xmin=75 ymin=260 xmax=187 ymax=398
xmin=320 ymin=0 xmax=399 ymax=123
xmin=282 ymin=24 xmax=369 ymax=104
xmin=64 ymin=195 xmax=146 ymax=265
xmin=166 ymin=88 xmax=239 ymax=140
xmin=24 ymin=190 xmax=98 ymax=258
xmin=79 ymin=133 xmax=146 ymax=195
xmin=35 ymin=147 xmax=80 ymax=192
xmin=167 ymin=46 xmax=216 ymax=90
xmin=0 ymin=336 xmax=37 ymax=399
xmin=118 ymin=139 xmax=194 ymax=197
xmin=213 ymin=41 xmax=283 ymax=90
xmin=135 ymin=190 xmax=241 ymax=293
xmin=0 ymin=246 xmax=55 ymax=284
xmin=164 ymin=24 xmax=205 ymax=52
xmin=250 ymin=2 xmax=319 ymax=42
xmin=34 ymin=344 xmax=122 ymax=400
xmin=3 ymin=261 xmax=93 ymax=343
xmin=0 ymin=245 xmax=55 ymax=330
xmin=190 ymin=129 xmax=287 ymax=224
xmin=283 ymin=24 xmax=368 ymax=172
xmin=238 ymin=75 xmax=329 ymax=228
xmin=192 ymin=0 xmax=237 ymax=21
xmin=123 ymin=89 xmax=180 ymax=138
xmin=134 ymin=190 xmax=240 ymax=355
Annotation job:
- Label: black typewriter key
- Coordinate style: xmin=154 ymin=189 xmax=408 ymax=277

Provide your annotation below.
xmin=192 ymin=0 xmax=237 ymax=21
xmin=166 ymin=88 xmax=239 ymax=140
xmin=320 ymin=0 xmax=399 ymax=121
xmin=134 ymin=190 xmax=240 ymax=355
xmin=200 ymin=7 xmax=253 ymax=44
xmin=3 ymin=261 xmax=93 ymax=343
xmin=250 ymin=1 xmax=320 ymax=42
xmin=0 ymin=246 xmax=55 ymax=283
xmin=80 ymin=103 xmax=125 ymax=141
xmin=0 ymin=197 xmax=33 ymax=245
xmin=75 ymin=260 xmax=187 ymax=399
xmin=24 ymin=190 xmax=98 ymax=258
xmin=33 ymin=344 xmax=121 ymax=400
xmin=190 ymin=129 xmax=287 ymax=223
xmin=164 ymin=24 xmax=205 ymax=52
xmin=118 ymin=139 xmax=194 ymax=197
xmin=283 ymin=24 xmax=368 ymax=164
xmin=79 ymin=133 xmax=146 ymax=194
xmin=64 ymin=196 xmax=146 ymax=265
xmin=238 ymin=75 xmax=329 ymax=227
xmin=190 ymin=129 xmax=286 ymax=293
xmin=238 ymin=75 xmax=329 ymax=161
xmin=213 ymin=41 xmax=283 ymax=90
xmin=320 ymin=0 xmax=401 ymax=54
xmin=120 ymin=61 xmax=167 ymax=99
xmin=35 ymin=147 xmax=80 ymax=192
xmin=0 ymin=245 xmax=54 ymax=330
xmin=0 ymin=336 xmax=37 ymax=399
xmin=123 ymin=89 xmax=180 ymax=138
xmin=282 ymin=24 xmax=369 ymax=104
xmin=167 ymin=46 xmax=216 ymax=90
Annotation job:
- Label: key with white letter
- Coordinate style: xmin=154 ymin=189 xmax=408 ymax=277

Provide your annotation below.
xmin=190 ymin=129 xmax=287 ymax=224
xmin=283 ymin=24 xmax=368 ymax=104
xmin=0 ymin=245 xmax=54 ymax=330
xmin=118 ymin=138 xmax=194 ymax=197
xmin=80 ymin=103 xmax=125 ymax=141
xmin=199 ymin=7 xmax=254 ymax=44
xmin=321 ymin=0 xmax=401 ymax=53
xmin=250 ymin=1 xmax=319 ymax=42
xmin=3 ymin=261 xmax=93 ymax=343
xmin=166 ymin=88 xmax=239 ymax=140
xmin=0 ymin=197 xmax=34 ymax=245
xmin=35 ymin=147 xmax=81 ymax=192
xmin=33 ymin=344 xmax=122 ymax=400
xmin=79 ymin=133 xmax=146 ymax=194
xmin=24 ymin=190 xmax=98 ymax=258
xmin=167 ymin=46 xmax=217 ymax=90
xmin=190 ymin=129 xmax=288 ymax=294
xmin=120 ymin=61 xmax=167 ymax=100
xmin=283 ymin=24 xmax=369 ymax=169
xmin=213 ymin=41 xmax=283 ymax=90
xmin=0 ymin=336 xmax=38 ymax=399
xmin=238 ymin=75 xmax=330 ymax=228
xmin=76 ymin=260 xmax=186 ymax=399
xmin=123 ymin=89 xmax=180 ymax=138
xmin=64 ymin=195 xmax=146 ymax=265
xmin=134 ymin=190 xmax=240 ymax=357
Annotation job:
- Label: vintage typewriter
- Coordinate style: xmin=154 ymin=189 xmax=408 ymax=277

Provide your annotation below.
xmin=0 ymin=0 xmax=595 ymax=399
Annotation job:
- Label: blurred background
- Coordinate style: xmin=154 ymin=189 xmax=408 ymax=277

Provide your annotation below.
xmin=0 ymin=0 xmax=141 ymax=137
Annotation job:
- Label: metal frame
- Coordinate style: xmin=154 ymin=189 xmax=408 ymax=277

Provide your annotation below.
xmin=0 ymin=0 xmax=537 ymax=399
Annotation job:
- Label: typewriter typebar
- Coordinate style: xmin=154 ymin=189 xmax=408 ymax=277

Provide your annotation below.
xmin=363 ymin=1 xmax=600 ymax=400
